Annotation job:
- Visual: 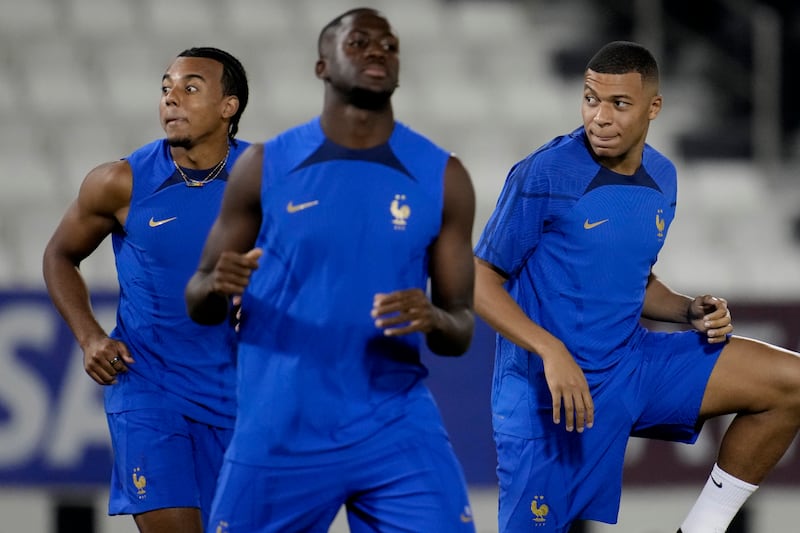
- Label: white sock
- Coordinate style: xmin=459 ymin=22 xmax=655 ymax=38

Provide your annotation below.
xmin=680 ymin=463 xmax=758 ymax=532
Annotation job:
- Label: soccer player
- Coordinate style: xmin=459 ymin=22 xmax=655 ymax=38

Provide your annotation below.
xmin=43 ymin=47 xmax=250 ymax=533
xmin=474 ymin=40 xmax=800 ymax=533
xmin=185 ymin=8 xmax=477 ymax=532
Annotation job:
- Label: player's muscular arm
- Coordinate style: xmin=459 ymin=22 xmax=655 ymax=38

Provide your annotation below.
xmin=425 ymin=156 xmax=476 ymax=355
xmin=186 ymin=144 xmax=264 ymax=325
xmin=371 ymin=157 xmax=476 ymax=355
xmin=474 ymin=258 xmax=594 ymax=432
xmin=642 ymin=272 xmax=733 ymax=343
xmin=641 ymin=271 xmax=694 ymax=323
xmin=43 ymin=162 xmax=131 ymax=345
xmin=43 ymin=161 xmax=135 ymax=382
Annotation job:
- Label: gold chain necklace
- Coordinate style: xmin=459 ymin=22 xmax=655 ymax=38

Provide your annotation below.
xmin=172 ymin=146 xmax=230 ymax=187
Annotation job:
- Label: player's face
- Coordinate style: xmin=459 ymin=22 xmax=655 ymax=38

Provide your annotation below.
xmin=581 ymin=69 xmax=662 ymax=172
xmin=320 ymin=11 xmax=399 ymax=96
xmin=159 ymin=56 xmax=233 ymax=148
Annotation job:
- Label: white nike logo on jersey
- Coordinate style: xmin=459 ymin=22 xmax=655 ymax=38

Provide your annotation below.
xmin=149 ymin=216 xmax=177 ymax=227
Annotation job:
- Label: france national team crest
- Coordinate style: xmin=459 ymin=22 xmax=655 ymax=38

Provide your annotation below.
xmin=655 ymin=208 xmax=666 ymax=239
xmin=215 ymin=520 xmax=230 ymax=533
xmin=530 ymin=495 xmax=549 ymax=526
xmin=132 ymin=466 xmax=147 ymax=500
xmin=390 ymin=193 xmax=411 ymax=230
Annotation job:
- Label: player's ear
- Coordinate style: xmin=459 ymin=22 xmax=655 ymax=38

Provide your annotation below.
xmin=221 ymin=95 xmax=239 ymax=120
xmin=315 ymin=58 xmax=327 ymax=80
xmin=648 ymin=94 xmax=662 ymax=120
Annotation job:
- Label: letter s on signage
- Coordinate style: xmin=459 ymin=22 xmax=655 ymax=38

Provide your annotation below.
xmin=0 ymin=303 xmax=51 ymax=465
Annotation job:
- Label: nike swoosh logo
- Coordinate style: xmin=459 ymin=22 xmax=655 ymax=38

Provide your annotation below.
xmin=583 ymin=218 xmax=609 ymax=229
xmin=286 ymin=200 xmax=319 ymax=213
xmin=711 ymin=475 xmax=722 ymax=488
xmin=149 ymin=216 xmax=177 ymax=227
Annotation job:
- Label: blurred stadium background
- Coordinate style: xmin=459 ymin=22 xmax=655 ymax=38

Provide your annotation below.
xmin=1 ymin=0 xmax=799 ymax=531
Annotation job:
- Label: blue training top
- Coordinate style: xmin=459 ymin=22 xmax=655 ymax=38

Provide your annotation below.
xmin=474 ymin=126 xmax=678 ymax=438
xmin=230 ymin=117 xmax=452 ymax=466
xmin=107 ymin=138 xmax=250 ymax=427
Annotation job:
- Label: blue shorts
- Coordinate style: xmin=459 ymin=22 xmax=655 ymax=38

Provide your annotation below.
xmin=496 ymin=330 xmax=725 ymax=531
xmin=107 ymin=408 xmax=233 ymax=529
xmin=209 ymin=427 xmax=476 ymax=533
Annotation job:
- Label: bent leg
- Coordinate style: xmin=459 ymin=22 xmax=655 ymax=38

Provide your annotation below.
xmin=699 ymin=336 xmax=800 ymax=483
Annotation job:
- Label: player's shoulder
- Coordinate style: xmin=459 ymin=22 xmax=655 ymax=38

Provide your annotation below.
xmin=388 ymin=120 xmax=450 ymax=162
xmin=76 ymin=137 xmax=158 ymax=192
xmin=265 ymin=117 xmax=321 ymax=150
xmin=126 ymin=138 xmax=166 ymax=161
xmin=121 ymin=139 xmax=171 ymax=182
xmin=642 ymin=142 xmax=677 ymax=177
xmin=529 ymin=126 xmax=587 ymax=163
xmin=231 ymin=138 xmax=253 ymax=158
xmin=642 ymin=142 xmax=675 ymax=166
xmin=229 ymin=141 xmax=264 ymax=164
xmin=391 ymin=120 xmax=438 ymax=146
xmin=84 ymin=157 xmax=133 ymax=184
xmin=257 ymin=118 xmax=321 ymax=179
xmin=78 ymin=158 xmax=132 ymax=209
xmin=511 ymin=127 xmax=590 ymax=181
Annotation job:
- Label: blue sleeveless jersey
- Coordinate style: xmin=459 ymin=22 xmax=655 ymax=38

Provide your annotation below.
xmin=107 ymin=138 xmax=250 ymax=427
xmin=475 ymin=127 xmax=678 ymax=438
xmin=231 ymin=118 xmax=451 ymax=466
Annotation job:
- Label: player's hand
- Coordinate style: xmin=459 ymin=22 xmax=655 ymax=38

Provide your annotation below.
xmin=541 ymin=343 xmax=594 ymax=433
xmin=688 ymin=295 xmax=732 ymax=344
xmin=82 ymin=335 xmax=134 ymax=386
xmin=210 ymin=248 xmax=263 ymax=296
xmin=371 ymin=289 xmax=437 ymax=336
